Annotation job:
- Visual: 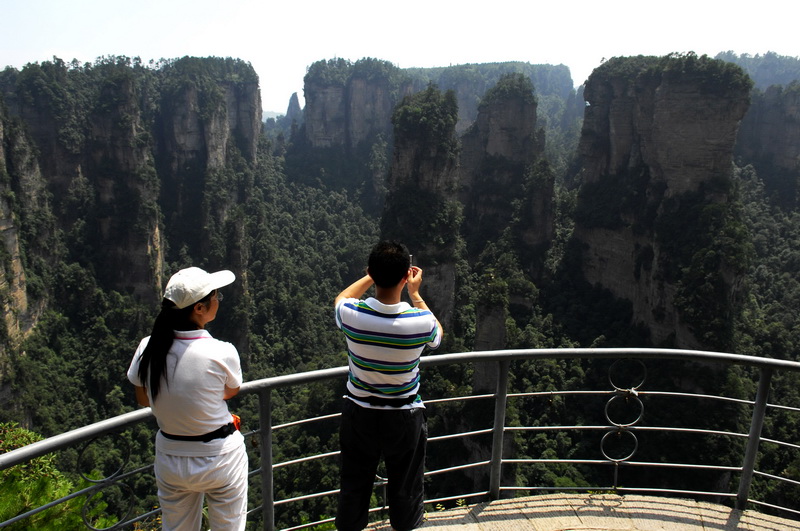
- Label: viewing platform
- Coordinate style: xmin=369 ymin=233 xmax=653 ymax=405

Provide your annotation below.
xmin=2 ymin=348 xmax=800 ymax=530
xmin=372 ymin=494 xmax=800 ymax=530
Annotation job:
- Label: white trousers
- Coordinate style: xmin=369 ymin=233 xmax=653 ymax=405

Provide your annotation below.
xmin=155 ymin=443 xmax=248 ymax=531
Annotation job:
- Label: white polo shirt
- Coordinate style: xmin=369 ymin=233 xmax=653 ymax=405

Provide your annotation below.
xmin=128 ymin=329 xmax=243 ymax=456
xmin=335 ymin=297 xmax=441 ymax=409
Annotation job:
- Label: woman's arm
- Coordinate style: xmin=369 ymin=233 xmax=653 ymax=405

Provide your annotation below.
xmin=134 ymin=386 xmax=150 ymax=407
xmin=224 ymin=385 xmax=240 ymax=400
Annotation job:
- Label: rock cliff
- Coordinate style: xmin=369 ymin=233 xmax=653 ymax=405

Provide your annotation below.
xmin=285 ymin=92 xmax=303 ymax=126
xmin=87 ymin=68 xmax=163 ymax=297
xmin=380 ymin=86 xmax=462 ymax=329
xmin=303 ymin=58 xmax=410 ymax=150
xmin=0 ymin=113 xmax=39 ymax=354
xmin=381 ymin=74 xmax=559 ymax=354
xmin=295 ymin=59 xmax=578 ymax=219
xmin=459 ymin=73 xmax=553 ymax=277
xmin=408 ymin=62 xmax=575 ymax=134
xmin=157 ymin=71 xmax=261 ymax=260
xmin=573 ymin=54 xmax=752 ymax=349
xmin=0 ymin=57 xmax=262 ymax=353
xmin=302 ymin=60 xmax=577 ymax=149
xmin=303 ymin=82 xmax=348 ymax=148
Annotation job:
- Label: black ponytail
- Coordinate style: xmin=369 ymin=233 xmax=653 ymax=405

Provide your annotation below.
xmin=137 ymin=293 xmax=213 ymax=402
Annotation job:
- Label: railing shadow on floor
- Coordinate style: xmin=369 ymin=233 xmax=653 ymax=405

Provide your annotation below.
xmin=1 ymin=348 xmax=800 ymax=530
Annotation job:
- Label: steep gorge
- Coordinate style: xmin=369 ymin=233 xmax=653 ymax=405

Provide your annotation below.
xmin=2 ymin=53 xmax=799 ymax=524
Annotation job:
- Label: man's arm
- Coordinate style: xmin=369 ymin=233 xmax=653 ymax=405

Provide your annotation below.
xmin=334 ymin=274 xmax=374 ymax=307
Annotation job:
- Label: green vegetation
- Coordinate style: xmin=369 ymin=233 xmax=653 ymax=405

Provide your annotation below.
xmin=657 ymin=189 xmax=752 ymax=350
xmin=0 ymin=53 xmax=799 ymax=528
xmin=304 ymin=57 xmax=352 ymax=87
xmin=716 ymin=51 xmax=800 ymax=89
xmin=592 ymin=53 xmax=753 ymax=96
xmin=0 ymin=423 xmax=116 ymax=530
xmin=659 ymin=52 xmax=753 ymax=96
xmin=391 ymin=84 xmax=459 ymax=160
xmin=479 ymin=72 xmax=537 ymax=108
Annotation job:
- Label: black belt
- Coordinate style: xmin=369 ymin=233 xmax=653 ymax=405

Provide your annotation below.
xmin=346 ymin=389 xmax=419 ymax=407
xmin=161 ymin=422 xmax=236 ymax=442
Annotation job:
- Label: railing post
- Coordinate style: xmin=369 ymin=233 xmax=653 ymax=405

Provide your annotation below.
xmin=489 ymin=359 xmax=510 ymax=500
xmin=736 ymin=366 xmax=773 ymax=510
xmin=258 ymin=389 xmax=274 ymax=531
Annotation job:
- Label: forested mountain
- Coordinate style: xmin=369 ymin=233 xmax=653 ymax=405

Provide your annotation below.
xmin=1 ymin=51 xmax=800 ymax=527
xmin=716 ymin=51 xmax=800 ymax=89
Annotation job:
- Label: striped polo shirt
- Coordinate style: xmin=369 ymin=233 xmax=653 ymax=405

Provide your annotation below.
xmin=335 ymin=297 xmax=441 ymax=409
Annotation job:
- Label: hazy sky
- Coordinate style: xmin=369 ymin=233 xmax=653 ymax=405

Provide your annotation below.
xmin=2 ymin=0 xmax=798 ymax=113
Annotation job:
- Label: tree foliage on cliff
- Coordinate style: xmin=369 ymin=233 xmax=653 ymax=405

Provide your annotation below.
xmin=479 ymin=72 xmax=537 ymax=108
xmin=304 ymin=57 xmax=353 ymax=87
xmin=593 ymin=53 xmax=753 ymax=97
xmin=391 ymin=84 xmax=459 ymax=159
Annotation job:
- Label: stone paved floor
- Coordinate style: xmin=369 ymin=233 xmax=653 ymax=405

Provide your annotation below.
xmin=366 ymin=494 xmax=800 ymax=530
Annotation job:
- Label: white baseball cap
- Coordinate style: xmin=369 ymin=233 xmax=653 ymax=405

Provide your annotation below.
xmin=163 ymin=267 xmax=235 ymax=309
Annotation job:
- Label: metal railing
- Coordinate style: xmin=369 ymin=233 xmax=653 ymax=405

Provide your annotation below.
xmin=2 ymin=348 xmax=800 ymax=530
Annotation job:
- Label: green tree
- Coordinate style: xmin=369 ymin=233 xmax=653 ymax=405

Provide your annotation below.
xmin=0 ymin=422 xmax=115 ymax=530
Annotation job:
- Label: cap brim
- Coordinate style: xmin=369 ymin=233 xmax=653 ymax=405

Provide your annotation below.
xmin=208 ymin=270 xmax=236 ymax=292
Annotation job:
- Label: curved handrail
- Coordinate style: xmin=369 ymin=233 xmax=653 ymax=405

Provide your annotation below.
xmin=0 ymin=408 xmax=154 ymax=471
xmin=2 ymin=348 xmax=800 ymax=530
xmin=4 ymin=347 xmax=798 ymax=471
xmin=417 ymin=347 xmax=800 ymax=370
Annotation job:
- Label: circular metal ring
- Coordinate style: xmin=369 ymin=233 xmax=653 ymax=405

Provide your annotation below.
xmin=608 ymin=359 xmax=647 ymax=391
xmin=78 ymin=433 xmax=130 ymax=483
xmin=600 ymin=429 xmax=639 ymax=462
xmin=604 ymin=394 xmax=644 ymax=427
xmin=81 ymin=481 xmax=135 ymax=531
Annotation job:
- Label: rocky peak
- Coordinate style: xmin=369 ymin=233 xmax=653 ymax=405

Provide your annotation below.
xmin=574 ymin=54 xmax=752 ymax=349
xmin=302 ymin=58 xmax=410 ymax=150
xmin=381 ymin=86 xmax=461 ymax=329
xmin=346 ymin=76 xmax=399 ymax=148
xmin=303 ymin=82 xmax=347 ymax=148
xmin=158 ymin=78 xmax=261 ymax=172
xmin=285 ymin=92 xmax=303 ymax=125
xmin=459 ymin=74 xmax=553 ymax=276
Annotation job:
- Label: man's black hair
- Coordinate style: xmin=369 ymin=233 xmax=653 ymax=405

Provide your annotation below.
xmin=368 ymin=240 xmax=411 ymax=288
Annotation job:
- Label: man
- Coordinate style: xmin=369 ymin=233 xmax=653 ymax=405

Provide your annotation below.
xmin=334 ymin=241 xmax=443 ymax=531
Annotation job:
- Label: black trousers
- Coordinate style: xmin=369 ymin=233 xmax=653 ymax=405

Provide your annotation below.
xmin=335 ymin=399 xmax=427 ymax=531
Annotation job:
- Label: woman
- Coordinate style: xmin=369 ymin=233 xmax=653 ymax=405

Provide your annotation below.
xmin=127 ymin=267 xmax=247 ymax=530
